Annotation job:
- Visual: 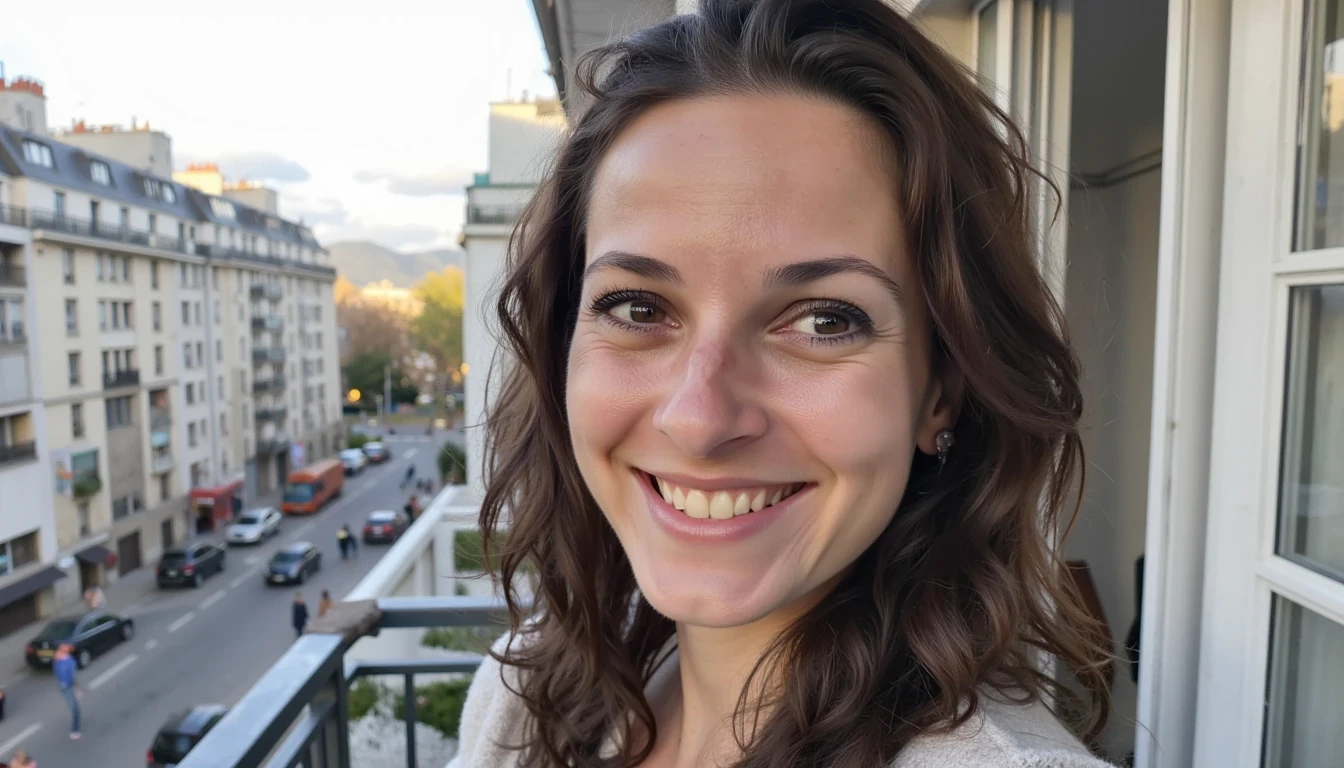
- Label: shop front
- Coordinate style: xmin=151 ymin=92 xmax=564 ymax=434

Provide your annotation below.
xmin=188 ymin=478 xmax=244 ymax=533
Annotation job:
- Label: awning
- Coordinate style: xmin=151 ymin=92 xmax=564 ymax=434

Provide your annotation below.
xmin=0 ymin=566 xmax=66 ymax=608
xmin=151 ymin=431 xmax=171 ymax=449
xmin=75 ymin=545 xmax=113 ymax=566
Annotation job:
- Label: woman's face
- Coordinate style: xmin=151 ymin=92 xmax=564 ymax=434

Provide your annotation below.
xmin=568 ymin=93 xmax=954 ymax=629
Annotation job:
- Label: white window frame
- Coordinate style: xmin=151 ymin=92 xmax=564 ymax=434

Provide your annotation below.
xmin=1191 ymin=0 xmax=1344 ymax=764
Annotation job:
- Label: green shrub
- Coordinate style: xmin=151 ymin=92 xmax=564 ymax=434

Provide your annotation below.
xmin=72 ymin=475 xmax=102 ymax=498
xmin=453 ymin=530 xmax=493 ymax=572
xmin=394 ymin=678 xmax=473 ymax=738
xmin=347 ymin=433 xmax=372 ymax=450
xmin=421 ymin=626 xmax=497 ymax=653
xmin=348 ymin=678 xmax=382 ymax=720
xmin=437 ymin=442 xmax=467 ymax=485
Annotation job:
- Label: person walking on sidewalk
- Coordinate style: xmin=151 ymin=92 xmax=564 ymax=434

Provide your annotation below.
xmin=343 ymin=524 xmax=358 ymax=557
xmin=291 ymin=593 xmax=309 ymax=638
xmin=83 ymin=586 xmax=104 ymax=611
xmin=318 ymin=589 xmax=333 ymax=619
xmin=52 ymin=644 xmax=82 ymax=740
xmin=336 ymin=526 xmax=350 ymax=560
xmin=10 ymin=749 xmax=34 ymax=767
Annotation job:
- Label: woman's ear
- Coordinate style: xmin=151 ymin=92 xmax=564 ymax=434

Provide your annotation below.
xmin=917 ymin=366 xmax=964 ymax=456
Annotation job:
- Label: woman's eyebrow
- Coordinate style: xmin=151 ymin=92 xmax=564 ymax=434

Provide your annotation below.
xmin=583 ymin=250 xmax=683 ymax=283
xmin=763 ymin=256 xmax=904 ymax=306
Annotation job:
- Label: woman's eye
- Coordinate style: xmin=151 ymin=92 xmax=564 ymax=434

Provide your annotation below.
xmin=788 ymin=311 xmax=851 ymax=336
xmin=610 ymin=300 xmax=666 ymax=325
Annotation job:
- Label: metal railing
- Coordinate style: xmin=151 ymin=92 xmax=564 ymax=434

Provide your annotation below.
xmin=30 ymin=209 xmax=193 ymax=255
xmin=251 ymin=283 xmax=285 ymax=301
xmin=102 ymin=369 xmax=141 ymax=390
xmin=467 ymin=205 xmax=528 ymax=225
xmin=252 ymin=314 xmax=285 ymax=332
xmin=149 ymin=451 xmax=175 ymax=474
xmin=253 ymin=346 xmax=287 ymax=364
xmin=150 ymin=408 xmax=172 ymax=430
xmin=0 ymin=263 xmax=24 ymax=287
xmin=256 ymin=435 xmax=292 ymax=454
xmin=183 ymin=596 xmax=506 ymax=768
xmin=0 ymin=440 xmax=37 ymax=468
xmin=199 ymin=243 xmax=337 ymax=278
xmin=256 ymin=406 xmax=289 ymax=422
xmin=0 ymin=205 xmax=27 ymax=228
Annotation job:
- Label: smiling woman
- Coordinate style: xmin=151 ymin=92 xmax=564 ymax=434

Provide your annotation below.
xmin=458 ymin=1 xmax=1112 ymax=767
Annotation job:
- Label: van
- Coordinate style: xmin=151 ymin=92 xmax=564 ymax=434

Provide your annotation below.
xmin=282 ymin=458 xmax=344 ymax=515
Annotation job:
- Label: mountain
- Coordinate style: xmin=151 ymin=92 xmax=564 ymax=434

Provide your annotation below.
xmin=326 ymin=241 xmax=464 ymax=288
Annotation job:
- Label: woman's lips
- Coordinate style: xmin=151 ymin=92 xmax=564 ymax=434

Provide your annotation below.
xmin=635 ymin=470 xmax=810 ymax=542
xmin=649 ymin=474 xmax=804 ymax=520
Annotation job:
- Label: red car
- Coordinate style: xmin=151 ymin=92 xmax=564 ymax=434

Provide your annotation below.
xmin=362 ymin=510 xmax=410 ymax=544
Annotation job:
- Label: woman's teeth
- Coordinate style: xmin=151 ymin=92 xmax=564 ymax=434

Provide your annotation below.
xmin=653 ymin=477 xmax=802 ymax=520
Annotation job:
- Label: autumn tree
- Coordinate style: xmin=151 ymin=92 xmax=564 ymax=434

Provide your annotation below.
xmin=410 ymin=266 xmax=465 ymax=377
xmin=337 ymin=299 xmax=412 ymax=366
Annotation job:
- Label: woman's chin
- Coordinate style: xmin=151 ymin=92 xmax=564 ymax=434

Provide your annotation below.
xmin=634 ymin=560 xmax=791 ymax=629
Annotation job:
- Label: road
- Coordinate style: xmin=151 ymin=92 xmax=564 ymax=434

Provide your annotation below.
xmin=0 ymin=430 xmax=450 ymax=767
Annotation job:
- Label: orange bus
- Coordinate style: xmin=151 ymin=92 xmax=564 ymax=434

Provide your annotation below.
xmin=282 ymin=458 xmax=344 ymax=515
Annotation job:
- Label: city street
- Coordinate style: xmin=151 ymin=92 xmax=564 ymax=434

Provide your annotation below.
xmin=0 ymin=430 xmax=451 ymax=767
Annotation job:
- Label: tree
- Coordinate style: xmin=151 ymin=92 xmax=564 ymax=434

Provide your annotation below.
xmin=410 ymin=267 xmax=465 ymax=379
xmin=342 ymin=351 xmax=419 ymax=409
xmin=337 ymin=300 xmax=411 ymax=367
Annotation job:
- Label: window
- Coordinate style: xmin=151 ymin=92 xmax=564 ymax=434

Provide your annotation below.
xmin=119 ymin=207 xmax=129 ymax=232
xmin=213 ymin=300 xmax=220 ymax=324
xmin=194 ymin=302 xmax=201 ymax=326
xmin=22 ymin=140 xmax=53 ymax=168
xmin=91 ymin=161 xmax=111 ymax=186
xmin=100 ymin=300 xmax=109 ymax=330
xmin=187 ymin=422 xmax=197 ymax=447
xmin=150 ymin=261 xmax=159 ymax=289
xmin=181 ymin=301 xmax=190 ymax=325
xmin=101 ymin=350 xmax=109 ymax=380
xmin=147 ymin=213 xmax=157 ymax=235
xmin=77 ymin=503 xmax=91 ymax=537
xmin=219 ymin=413 xmax=227 ymax=436
xmin=112 ymin=496 xmax=132 ymax=521
xmin=210 ymin=198 xmax=237 ymax=220
xmin=96 ymin=253 xmax=105 ymax=282
xmin=163 ymin=185 xmax=177 ymax=204
xmin=105 ymin=395 xmax=133 ymax=429
xmin=195 ymin=341 xmax=203 ymax=364
xmin=152 ymin=301 xmax=161 ymax=332
xmin=68 ymin=352 xmax=80 ymax=386
xmin=154 ymin=345 xmax=163 ymax=375
xmin=121 ymin=255 xmax=130 ymax=282
xmin=179 ymin=263 xmax=187 ymax=287
xmin=54 ymin=191 xmax=65 ymax=217
xmin=216 ymin=340 xmax=222 ymax=362
xmin=65 ymin=299 xmax=77 ymax=335
xmin=217 ymin=374 xmax=223 ymax=394
xmin=122 ymin=302 xmax=132 ymax=329
xmin=186 ymin=382 xmax=195 ymax=405
xmin=0 ymin=298 xmax=21 ymax=341
xmin=239 ymin=338 xmax=245 ymax=357
xmin=61 ymin=249 xmax=74 ymax=284
xmin=142 ymin=177 xmax=161 ymax=199
xmin=71 ymin=402 xmax=84 ymax=438
xmin=159 ymin=475 xmax=170 ymax=505
xmin=0 ymin=531 xmax=39 ymax=576
xmin=183 ymin=343 xmax=192 ymax=370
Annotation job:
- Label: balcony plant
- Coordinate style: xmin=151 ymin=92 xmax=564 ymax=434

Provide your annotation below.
xmin=437 ymin=442 xmax=466 ymax=485
xmin=72 ymin=475 xmax=102 ymax=498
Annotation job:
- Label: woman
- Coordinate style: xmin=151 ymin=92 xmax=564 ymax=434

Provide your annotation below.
xmin=454 ymin=0 xmax=1113 ymax=766
xmin=318 ymin=589 xmax=333 ymax=619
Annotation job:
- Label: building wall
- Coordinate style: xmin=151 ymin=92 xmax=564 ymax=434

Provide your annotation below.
xmin=56 ymin=130 xmax=173 ymax=179
xmin=487 ymin=101 xmax=567 ymax=185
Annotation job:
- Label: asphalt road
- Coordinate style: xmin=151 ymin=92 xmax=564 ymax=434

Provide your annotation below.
xmin=0 ymin=431 xmax=450 ymax=768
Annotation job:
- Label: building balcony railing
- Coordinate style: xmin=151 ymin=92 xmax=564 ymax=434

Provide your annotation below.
xmin=0 ymin=205 xmax=28 ymax=228
xmin=255 ymin=406 xmax=288 ymax=422
xmin=150 ymin=408 xmax=172 ymax=430
xmin=0 ymin=440 xmax=37 ymax=469
xmin=30 ymin=209 xmax=193 ymax=255
xmin=251 ymin=314 xmax=284 ymax=332
xmin=198 ymin=243 xmax=337 ymax=279
xmin=255 ymin=434 xmax=291 ymax=454
xmin=102 ymin=369 xmax=141 ymax=390
xmin=250 ymin=283 xmax=285 ymax=301
xmin=0 ymin=324 xmax=26 ymax=346
xmin=0 ymin=263 xmax=24 ymax=287
xmin=251 ymin=346 xmax=286 ymax=365
xmin=183 ymin=486 xmax=500 ymax=768
xmin=149 ymin=451 xmax=174 ymax=474
xmin=467 ymin=204 xmax=528 ymax=225
xmin=252 ymin=375 xmax=287 ymax=393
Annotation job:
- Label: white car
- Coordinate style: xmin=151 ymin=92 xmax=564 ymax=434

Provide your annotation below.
xmin=340 ymin=448 xmax=368 ymax=475
xmin=226 ymin=507 xmax=282 ymax=545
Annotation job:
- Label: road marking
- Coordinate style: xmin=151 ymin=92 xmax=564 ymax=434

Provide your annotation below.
xmin=229 ymin=571 xmax=254 ymax=589
xmin=145 ymin=639 xmax=159 ymax=651
xmin=168 ymin=611 xmax=196 ymax=633
xmin=0 ymin=724 xmax=41 ymax=756
xmin=88 ymin=653 xmax=139 ymax=691
xmin=403 ymin=448 xmax=418 ymax=459
xmin=200 ymin=591 xmax=226 ymax=610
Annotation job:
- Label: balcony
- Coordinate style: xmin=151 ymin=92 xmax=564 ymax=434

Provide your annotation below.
xmin=0 ymin=263 xmax=24 ymax=287
xmin=0 ymin=440 xmax=37 ymax=468
xmin=0 ymin=205 xmax=28 ymax=228
xmin=250 ymin=283 xmax=284 ymax=302
xmin=30 ymin=209 xmax=191 ymax=255
xmin=200 ymin=243 xmax=337 ymax=279
xmin=252 ymin=375 xmax=286 ymax=393
xmin=149 ymin=450 xmax=174 ymax=474
xmin=102 ymin=369 xmax=141 ymax=391
xmin=252 ymin=346 xmax=286 ymax=365
xmin=150 ymin=408 xmax=172 ymax=431
xmin=251 ymin=314 xmax=284 ymax=332
xmin=255 ymin=406 xmax=288 ymax=422
xmin=183 ymin=487 xmax=494 ymax=768
xmin=255 ymin=434 xmax=291 ymax=454
xmin=467 ymin=204 xmax=528 ymax=225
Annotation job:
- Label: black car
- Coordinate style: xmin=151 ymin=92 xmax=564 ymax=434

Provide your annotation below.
xmin=265 ymin=542 xmax=322 ymax=585
xmin=25 ymin=610 xmax=134 ymax=669
xmin=362 ymin=510 xmax=410 ymax=544
xmin=361 ymin=441 xmax=391 ymax=463
xmin=157 ymin=541 xmax=226 ymax=588
xmin=147 ymin=704 xmax=228 ymax=767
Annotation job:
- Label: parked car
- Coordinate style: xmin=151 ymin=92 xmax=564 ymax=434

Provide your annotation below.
xmin=361 ymin=441 xmax=391 ymax=463
xmin=339 ymin=448 xmax=368 ymax=475
xmin=147 ymin=704 xmax=229 ymax=767
xmin=226 ymin=507 xmax=282 ymax=545
xmin=157 ymin=541 xmax=226 ymax=588
xmin=25 ymin=610 xmax=134 ymax=669
xmin=362 ymin=510 xmax=410 ymax=544
xmin=265 ymin=542 xmax=322 ymax=585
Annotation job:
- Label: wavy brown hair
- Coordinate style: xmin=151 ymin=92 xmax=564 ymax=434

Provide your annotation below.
xmin=479 ymin=0 xmax=1111 ymax=765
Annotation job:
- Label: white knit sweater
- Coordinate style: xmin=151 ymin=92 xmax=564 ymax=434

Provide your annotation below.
xmin=448 ymin=636 xmax=1114 ymax=768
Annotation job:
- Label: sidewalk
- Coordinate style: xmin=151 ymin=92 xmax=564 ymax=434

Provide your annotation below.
xmin=0 ymin=487 xmax=284 ymax=685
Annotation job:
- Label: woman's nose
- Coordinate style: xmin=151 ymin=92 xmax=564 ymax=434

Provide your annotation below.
xmin=652 ymin=337 xmax=767 ymax=459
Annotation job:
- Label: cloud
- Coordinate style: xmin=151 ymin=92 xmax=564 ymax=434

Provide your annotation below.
xmin=352 ymin=168 xmax=474 ymax=197
xmin=315 ymin=221 xmax=448 ymax=250
xmin=179 ymin=151 xmax=311 ymax=183
xmin=285 ymin=196 xmax=350 ymax=226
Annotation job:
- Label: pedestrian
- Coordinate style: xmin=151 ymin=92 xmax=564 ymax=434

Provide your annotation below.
xmin=401 ymin=463 xmax=416 ymax=489
xmin=52 ymin=644 xmax=82 ymax=740
xmin=292 ymin=593 xmax=309 ymax=638
xmin=84 ymin=586 xmax=104 ymax=611
xmin=318 ymin=589 xmax=333 ymax=618
xmin=10 ymin=750 xmax=34 ymax=768
xmin=336 ymin=526 xmax=350 ymax=560
xmin=344 ymin=524 xmax=358 ymax=557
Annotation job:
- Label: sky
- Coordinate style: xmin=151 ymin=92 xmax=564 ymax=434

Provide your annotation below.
xmin=0 ymin=0 xmax=557 ymax=252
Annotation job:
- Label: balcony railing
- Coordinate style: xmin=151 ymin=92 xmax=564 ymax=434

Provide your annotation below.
xmin=252 ymin=314 xmax=284 ymax=332
xmin=467 ymin=204 xmax=528 ymax=225
xmin=250 ymin=283 xmax=285 ymax=301
xmin=0 ymin=205 xmax=27 ymax=228
xmin=0 ymin=263 xmax=24 ymax=287
xmin=30 ymin=209 xmax=192 ymax=255
xmin=0 ymin=323 xmax=25 ymax=345
xmin=255 ymin=434 xmax=291 ymax=454
xmin=150 ymin=408 xmax=172 ymax=430
xmin=149 ymin=451 xmax=174 ymax=474
xmin=252 ymin=375 xmax=287 ymax=393
xmin=102 ymin=369 xmax=141 ymax=390
xmin=199 ymin=243 xmax=337 ymax=279
xmin=252 ymin=347 xmax=287 ymax=364
xmin=0 ymin=440 xmax=37 ymax=468
xmin=255 ymin=406 xmax=288 ymax=422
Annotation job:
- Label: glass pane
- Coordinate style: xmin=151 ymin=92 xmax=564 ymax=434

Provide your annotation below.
xmin=1263 ymin=596 xmax=1344 ymax=766
xmin=977 ymin=1 xmax=998 ymax=97
xmin=1277 ymin=284 xmax=1344 ymax=580
xmin=1296 ymin=0 xmax=1344 ymax=249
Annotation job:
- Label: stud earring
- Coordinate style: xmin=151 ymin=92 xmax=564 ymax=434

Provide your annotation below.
xmin=935 ymin=429 xmax=955 ymax=470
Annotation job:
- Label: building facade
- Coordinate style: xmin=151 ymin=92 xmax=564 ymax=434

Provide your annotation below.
xmin=0 ymin=77 xmax=343 ymax=636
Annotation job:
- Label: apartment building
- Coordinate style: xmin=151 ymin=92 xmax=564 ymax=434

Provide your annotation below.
xmin=0 ymin=77 xmax=343 ymax=635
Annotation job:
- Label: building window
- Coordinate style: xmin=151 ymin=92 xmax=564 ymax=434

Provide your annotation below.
xmin=96 ymin=253 xmax=105 ymax=282
xmin=152 ymin=301 xmax=161 ymax=332
xmin=54 ymin=190 xmax=65 ymax=217
xmin=105 ymin=395 xmax=133 ymax=429
xmin=122 ymin=301 xmax=132 ymax=329
xmin=187 ymin=422 xmax=197 ymax=447
xmin=154 ymin=345 xmax=163 ymax=375
xmin=214 ymin=300 xmax=220 ymax=324
xmin=239 ymin=338 xmax=245 ymax=358
xmin=90 ymin=161 xmax=111 ymax=186
xmin=61 ymin=249 xmax=74 ymax=284
xmin=219 ymin=413 xmax=227 ymax=436
xmin=181 ymin=301 xmax=190 ymax=325
xmin=112 ymin=496 xmax=130 ymax=521
xmin=183 ymin=343 xmax=192 ymax=369
xmin=147 ymin=213 xmax=157 ymax=235
xmin=151 ymin=260 xmax=159 ymax=289
xmin=68 ymin=352 xmax=80 ymax=387
xmin=71 ymin=402 xmax=84 ymax=438
xmin=163 ymin=185 xmax=176 ymax=204
xmin=217 ymin=374 xmax=223 ymax=394
xmin=216 ymin=340 xmax=222 ymax=362
xmin=77 ymin=503 xmax=91 ymax=537
xmin=121 ymin=255 xmax=130 ymax=282
xmin=195 ymin=341 xmax=203 ymax=364
xmin=142 ymin=177 xmax=161 ymax=199
xmin=159 ymin=474 xmax=170 ymax=505
xmin=179 ymin=263 xmax=187 ymax=287
xmin=21 ymin=140 xmax=53 ymax=168
xmin=194 ymin=302 xmax=201 ymax=326
xmin=65 ymin=299 xmax=77 ymax=335
xmin=186 ymin=382 xmax=195 ymax=405
xmin=99 ymin=300 xmax=108 ymax=331
xmin=0 ymin=298 xmax=21 ymax=342
xmin=119 ymin=207 xmax=129 ymax=232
